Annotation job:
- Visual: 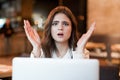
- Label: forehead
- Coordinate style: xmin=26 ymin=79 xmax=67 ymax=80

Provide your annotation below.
xmin=53 ymin=13 xmax=71 ymax=22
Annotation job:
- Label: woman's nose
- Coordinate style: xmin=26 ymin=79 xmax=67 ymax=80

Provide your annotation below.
xmin=58 ymin=24 xmax=63 ymax=30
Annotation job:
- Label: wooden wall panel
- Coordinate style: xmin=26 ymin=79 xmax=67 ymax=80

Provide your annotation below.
xmin=87 ymin=0 xmax=120 ymax=37
xmin=21 ymin=0 xmax=34 ymax=19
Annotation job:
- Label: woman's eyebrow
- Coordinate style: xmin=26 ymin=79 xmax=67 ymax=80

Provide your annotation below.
xmin=62 ymin=21 xmax=69 ymax=23
xmin=52 ymin=20 xmax=70 ymax=23
xmin=52 ymin=21 xmax=59 ymax=22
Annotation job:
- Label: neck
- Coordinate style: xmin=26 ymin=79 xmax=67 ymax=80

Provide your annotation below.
xmin=55 ymin=42 xmax=69 ymax=58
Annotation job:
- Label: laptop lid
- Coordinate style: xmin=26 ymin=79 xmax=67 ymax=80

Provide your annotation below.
xmin=12 ymin=57 xmax=99 ymax=80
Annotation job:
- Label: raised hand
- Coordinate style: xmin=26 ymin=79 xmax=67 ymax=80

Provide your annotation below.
xmin=24 ymin=20 xmax=41 ymax=57
xmin=76 ymin=22 xmax=96 ymax=54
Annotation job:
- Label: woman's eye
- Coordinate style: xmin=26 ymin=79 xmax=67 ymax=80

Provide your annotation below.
xmin=52 ymin=22 xmax=57 ymax=26
xmin=63 ymin=22 xmax=69 ymax=26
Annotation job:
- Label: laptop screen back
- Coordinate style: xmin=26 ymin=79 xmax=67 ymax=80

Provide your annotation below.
xmin=12 ymin=58 xmax=99 ymax=80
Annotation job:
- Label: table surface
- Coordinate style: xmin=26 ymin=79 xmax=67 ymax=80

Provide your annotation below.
xmin=0 ymin=64 xmax=12 ymax=78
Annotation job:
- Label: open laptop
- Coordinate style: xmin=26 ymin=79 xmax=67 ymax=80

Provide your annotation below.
xmin=12 ymin=57 xmax=99 ymax=80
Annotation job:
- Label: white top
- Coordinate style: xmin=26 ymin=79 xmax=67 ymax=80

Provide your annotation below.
xmin=30 ymin=48 xmax=89 ymax=59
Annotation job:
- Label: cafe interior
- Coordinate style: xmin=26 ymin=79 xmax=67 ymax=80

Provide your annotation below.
xmin=0 ymin=0 xmax=120 ymax=80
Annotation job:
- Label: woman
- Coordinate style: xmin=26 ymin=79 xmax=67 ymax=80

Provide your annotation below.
xmin=24 ymin=6 xmax=95 ymax=59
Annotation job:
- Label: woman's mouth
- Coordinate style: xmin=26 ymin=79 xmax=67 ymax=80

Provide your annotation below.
xmin=57 ymin=33 xmax=64 ymax=37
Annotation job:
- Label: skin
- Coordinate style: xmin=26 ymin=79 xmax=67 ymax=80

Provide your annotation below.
xmin=24 ymin=14 xmax=95 ymax=58
xmin=51 ymin=13 xmax=72 ymax=57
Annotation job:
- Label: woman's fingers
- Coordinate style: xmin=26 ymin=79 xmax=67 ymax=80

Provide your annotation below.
xmin=33 ymin=29 xmax=40 ymax=42
xmin=24 ymin=19 xmax=41 ymax=47
xmin=86 ymin=22 xmax=95 ymax=38
xmin=26 ymin=20 xmax=32 ymax=28
xmin=24 ymin=20 xmax=34 ymax=41
xmin=24 ymin=20 xmax=29 ymax=38
xmin=77 ymin=22 xmax=96 ymax=48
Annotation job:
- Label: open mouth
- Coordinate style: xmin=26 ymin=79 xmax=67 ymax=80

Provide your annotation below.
xmin=57 ymin=33 xmax=64 ymax=37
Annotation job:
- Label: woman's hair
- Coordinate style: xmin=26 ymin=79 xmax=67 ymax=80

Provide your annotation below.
xmin=41 ymin=6 xmax=79 ymax=57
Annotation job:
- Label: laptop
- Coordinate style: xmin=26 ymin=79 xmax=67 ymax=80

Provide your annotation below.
xmin=12 ymin=57 xmax=99 ymax=80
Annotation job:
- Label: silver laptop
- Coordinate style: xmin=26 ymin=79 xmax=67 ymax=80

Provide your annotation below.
xmin=12 ymin=57 xmax=99 ymax=80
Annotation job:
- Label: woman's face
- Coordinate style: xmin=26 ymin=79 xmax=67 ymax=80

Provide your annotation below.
xmin=51 ymin=13 xmax=72 ymax=43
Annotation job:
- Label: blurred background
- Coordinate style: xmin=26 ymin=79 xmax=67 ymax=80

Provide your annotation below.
xmin=0 ymin=0 xmax=119 ymax=80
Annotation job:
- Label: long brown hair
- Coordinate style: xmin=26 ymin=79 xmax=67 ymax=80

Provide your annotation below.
xmin=41 ymin=6 xmax=78 ymax=57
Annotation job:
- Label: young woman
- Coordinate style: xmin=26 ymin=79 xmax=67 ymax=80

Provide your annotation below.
xmin=24 ymin=6 xmax=95 ymax=59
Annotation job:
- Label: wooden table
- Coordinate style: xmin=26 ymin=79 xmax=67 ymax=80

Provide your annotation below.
xmin=0 ymin=64 xmax=12 ymax=80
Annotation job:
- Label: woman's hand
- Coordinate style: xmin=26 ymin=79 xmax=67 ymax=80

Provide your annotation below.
xmin=24 ymin=20 xmax=41 ymax=57
xmin=76 ymin=22 xmax=96 ymax=54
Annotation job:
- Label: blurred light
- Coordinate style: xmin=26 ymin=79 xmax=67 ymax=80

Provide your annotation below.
xmin=0 ymin=18 xmax=6 ymax=28
xmin=32 ymin=13 xmax=44 ymax=29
